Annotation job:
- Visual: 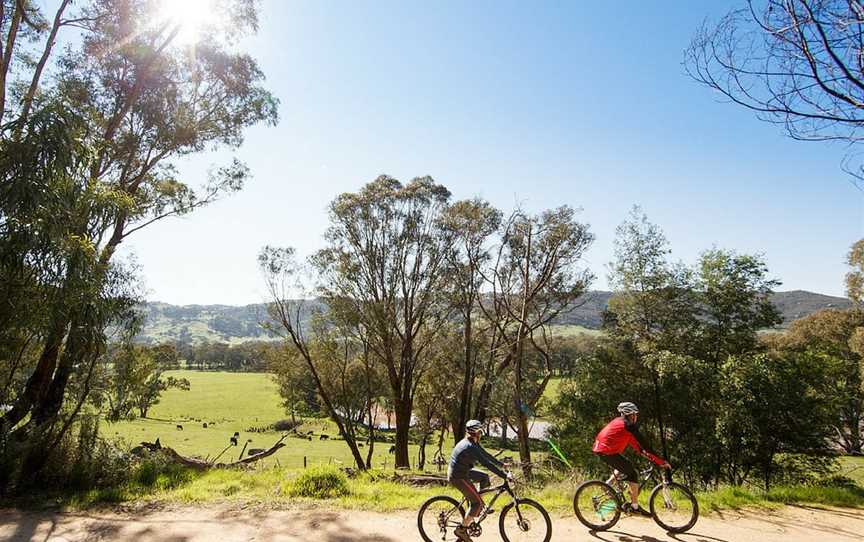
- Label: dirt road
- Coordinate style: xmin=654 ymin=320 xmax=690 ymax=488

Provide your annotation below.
xmin=1 ymin=503 xmax=862 ymax=542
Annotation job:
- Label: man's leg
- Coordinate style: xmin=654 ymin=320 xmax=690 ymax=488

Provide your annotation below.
xmin=468 ymin=469 xmax=491 ymax=490
xmin=451 ymin=478 xmax=484 ymax=539
xmin=597 ymin=453 xmax=644 ymax=511
xmin=628 ymin=481 xmax=640 ymax=506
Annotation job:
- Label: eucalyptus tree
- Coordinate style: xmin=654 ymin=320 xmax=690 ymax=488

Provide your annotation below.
xmin=604 ymin=207 xmax=698 ymax=459
xmin=771 ymin=308 xmax=864 ymax=455
xmin=479 ymin=206 xmax=594 ymax=473
xmin=695 ymin=248 xmax=781 ymax=367
xmin=311 ymin=176 xmax=455 ymax=469
xmin=685 ymin=0 xmax=864 ymax=185
xmin=0 ymin=0 xmax=277 ymax=484
xmin=439 ymin=198 xmax=502 ymax=442
xmin=847 ymin=239 xmax=864 ymax=305
xmin=259 ymin=246 xmax=379 ymax=471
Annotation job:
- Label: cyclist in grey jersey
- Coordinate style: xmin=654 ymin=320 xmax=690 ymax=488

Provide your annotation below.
xmin=448 ymin=419 xmax=513 ymax=541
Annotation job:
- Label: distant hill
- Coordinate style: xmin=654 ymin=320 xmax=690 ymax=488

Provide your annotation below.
xmin=136 ymin=290 xmax=852 ymax=345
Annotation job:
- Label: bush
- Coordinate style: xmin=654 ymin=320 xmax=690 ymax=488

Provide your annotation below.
xmin=812 ymin=474 xmax=860 ymax=489
xmin=289 ymin=466 xmax=350 ymax=499
xmin=30 ymin=416 xmax=130 ymax=492
xmin=273 ymin=419 xmax=301 ymax=432
xmin=132 ymin=454 xmax=193 ymax=490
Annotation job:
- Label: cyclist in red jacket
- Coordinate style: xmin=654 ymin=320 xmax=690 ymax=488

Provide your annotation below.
xmin=593 ymin=401 xmax=671 ymax=517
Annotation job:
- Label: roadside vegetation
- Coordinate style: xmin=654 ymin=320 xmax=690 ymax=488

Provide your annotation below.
xmin=38 ymin=458 xmax=864 ymax=514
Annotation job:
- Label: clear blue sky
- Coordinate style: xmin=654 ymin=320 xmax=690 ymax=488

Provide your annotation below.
xmin=119 ymin=0 xmax=864 ymax=305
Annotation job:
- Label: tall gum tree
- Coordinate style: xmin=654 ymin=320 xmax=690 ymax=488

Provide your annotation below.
xmin=0 ymin=0 xmax=277 ymax=482
xmin=479 ymin=206 xmax=594 ymax=475
xmin=439 ymin=198 xmax=502 ymax=443
xmin=311 ymin=176 xmax=454 ymax=469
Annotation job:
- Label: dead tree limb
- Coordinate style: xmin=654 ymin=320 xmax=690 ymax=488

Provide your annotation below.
xmin=133 ymin=433 xmax=289 ymax=470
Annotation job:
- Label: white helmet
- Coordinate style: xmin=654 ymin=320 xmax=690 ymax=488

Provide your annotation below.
xmin=465 ymin=419 xmax=484 ymax=434
xmin=617 ymin=402 xmax=639 ymax=416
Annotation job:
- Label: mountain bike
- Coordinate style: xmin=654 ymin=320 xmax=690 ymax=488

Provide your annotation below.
xmin=573 ymin=464 xmax=698 ymax=533
xmin=417 ymin=477 xmax=551 ymax=542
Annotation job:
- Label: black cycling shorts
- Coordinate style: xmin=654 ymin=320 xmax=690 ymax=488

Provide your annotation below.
xmin=596 ymin=453 xmax=637 ymax=481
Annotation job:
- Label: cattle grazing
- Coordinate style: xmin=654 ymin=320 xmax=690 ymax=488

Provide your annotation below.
xmin=176 ymin=425 xmax=183 ymax=431
xmin=388 ymin=445 xmax=396 ymax=454
xmin=319 ymin=434 xmax=330 ymax=440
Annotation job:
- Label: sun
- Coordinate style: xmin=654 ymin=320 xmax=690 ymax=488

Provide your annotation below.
xmin=157 ymin=0 xmax=218 ymax=45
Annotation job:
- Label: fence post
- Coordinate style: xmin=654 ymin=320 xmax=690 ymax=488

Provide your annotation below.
xmin=304 ymin=456 xmax=307 ymax=469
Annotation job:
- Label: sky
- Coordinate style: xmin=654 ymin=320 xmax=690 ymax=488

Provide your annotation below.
xmin=116 ymin=0 xmax=864 ymax=305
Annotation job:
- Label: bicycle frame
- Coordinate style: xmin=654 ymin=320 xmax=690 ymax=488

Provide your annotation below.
xmin=604 ymin=465 xmax=669 ymax=503
xmin=446 ymin=481 xmax=520 ymax=525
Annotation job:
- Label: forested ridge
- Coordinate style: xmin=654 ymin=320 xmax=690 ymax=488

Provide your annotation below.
xmin=136 ymin=290 xmax=852 ymax=345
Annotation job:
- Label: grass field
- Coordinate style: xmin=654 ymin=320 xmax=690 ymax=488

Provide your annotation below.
xmin=548 ymin=325 xmax=603 ymax=338
xmin=89 ymin=370 xmax=864 ymax=514
xmin=840 ymin=455 xmax=864 ymax=485
xmin=107 ymin=370 xmax=512 ymax=470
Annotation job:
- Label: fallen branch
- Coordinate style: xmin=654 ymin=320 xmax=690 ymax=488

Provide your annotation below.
xmin=132 ymin=433 xmax=290 ymax=470
xmin=392 ymin=473 xmax=449 ymax=487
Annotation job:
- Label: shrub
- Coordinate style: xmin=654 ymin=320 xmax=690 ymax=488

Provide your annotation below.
xmin=32 ymin=416 xmax=130 ymax=492
xmin=273 ymin=419 xmax=301 ymax=432
xmin=289 ymin=466 xmax=350 ymax=499
xmin=132 ymin=454 xmax=194 ymax=490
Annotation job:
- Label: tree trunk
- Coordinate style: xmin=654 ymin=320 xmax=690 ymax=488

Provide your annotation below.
xmin=418 ymin=433 xmax=428 ymax=470
xmin=515 ymin=408 xmax=532 ymax=475
xmin=15 ymin=0 xmax=71 ymax=132
xmin=30 ymin=312 xmax=95 ymax=428
xmin=365 ymin=404 xmax=375 ymax=469
xmin=393 ymin=398 xmax=412 ymax=469
xmin=455 ymin=312 xmax=473 ymax=443
xmin=0 ymin=3 xmax=23 ymax=126
xmin=0 ymin=318 xmax=67 ymax=434
xmin=649 ymin=369 xmax=670 ymax=459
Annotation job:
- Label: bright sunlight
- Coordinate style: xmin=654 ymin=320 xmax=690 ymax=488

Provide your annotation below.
xmin=157 ymin=0 xmax=218 ymax=44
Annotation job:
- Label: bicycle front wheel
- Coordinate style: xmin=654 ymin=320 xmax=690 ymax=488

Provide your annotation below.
xmin=498 ymin=498 xmax=552 ymax=542
xmin=573 ymin=480 xmax=621 ymax=531
xmin=417 ymin=495 xmax=465 ymax=542
xmin=649 ymin=481 xmax=699 ymax=533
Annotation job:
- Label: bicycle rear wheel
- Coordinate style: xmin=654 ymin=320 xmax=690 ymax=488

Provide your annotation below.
xmin=417 ymin=495 xmax=466 ymax=542
xmin=649 ymin=481 xmax=699 ymax=533
xmin=573 ymin=480 xmax=621 ymax=531
xmin=498 ymin=498 xmax=552 ymax=542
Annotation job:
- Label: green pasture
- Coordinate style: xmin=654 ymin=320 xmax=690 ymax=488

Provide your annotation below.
xmin=94 ymin=370 xmax=864 ymax=514
xmin=547 ymin=325 xmax=602 ymax=338
xmin=106 ymin=370 xmax=512 ymax=470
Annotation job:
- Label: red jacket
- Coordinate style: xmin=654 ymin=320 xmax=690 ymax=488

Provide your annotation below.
xmin=592 ymin=416 xmax=665 ymax=466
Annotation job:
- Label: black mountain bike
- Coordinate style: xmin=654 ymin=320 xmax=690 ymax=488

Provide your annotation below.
xmin=573 ymin=465 xmax=699 ymax=533
xmin=417 ymin=478 xmax=551 ymax=542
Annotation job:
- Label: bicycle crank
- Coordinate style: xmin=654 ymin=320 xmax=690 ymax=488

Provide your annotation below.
xmin=468 ymin=523 xmax=483 ymax=537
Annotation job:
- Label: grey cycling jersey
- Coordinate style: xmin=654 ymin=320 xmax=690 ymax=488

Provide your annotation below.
xmin=447 ymin=437 xmax=507 ymax=480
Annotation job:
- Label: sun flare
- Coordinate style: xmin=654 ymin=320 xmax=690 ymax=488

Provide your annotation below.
xmin=158 ymin=0 xmax=218 ymax=45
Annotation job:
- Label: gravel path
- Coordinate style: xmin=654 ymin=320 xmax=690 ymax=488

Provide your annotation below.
xmin=1 ymin=503 xmax=862 ymax=541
